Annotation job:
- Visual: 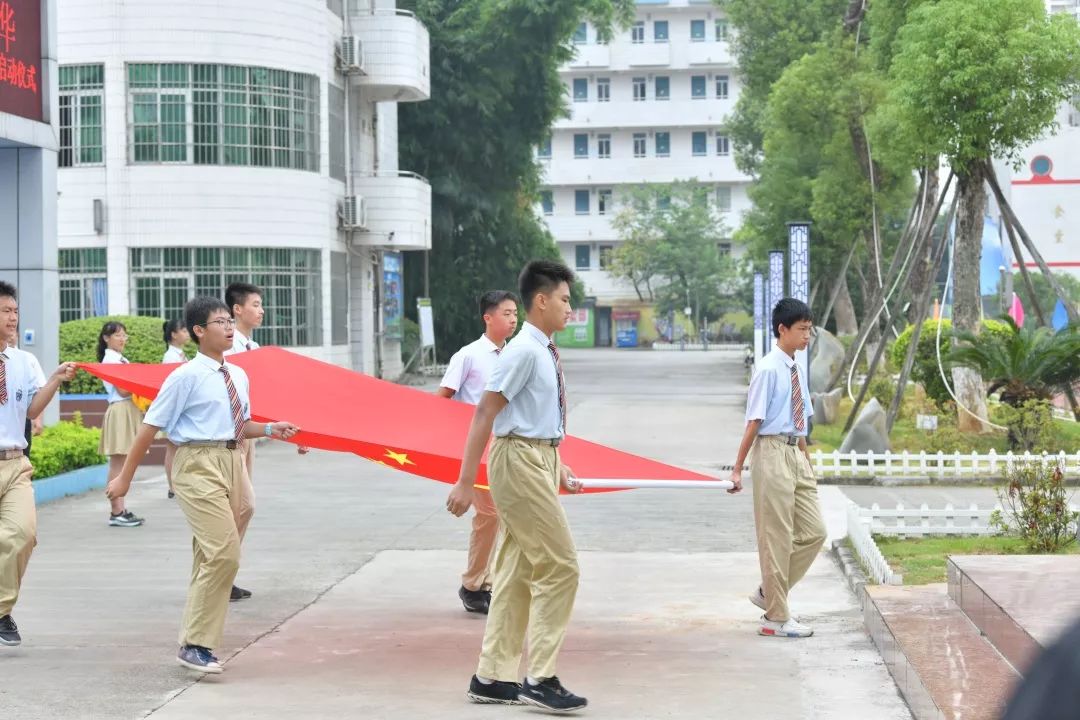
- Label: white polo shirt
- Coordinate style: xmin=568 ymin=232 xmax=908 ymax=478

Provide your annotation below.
xmin=144 ymin=352 xmax=252 ymax=444
xmin=0 ymin=345 xmax=46 ymax=450
xmin=440 ymin=334 xmax=501 ymax=406
xmin=745 ymin=345 xmax=813 ymax=437
xmin=225 ymin=329 xmax=260 ymax=356
xmin=487 ymin=322 xmax=564 ymax=440
xmin=101 ymin=348 xmax=130 ymax=404
xmin=163 ymin=345 xmax=187 ymax=364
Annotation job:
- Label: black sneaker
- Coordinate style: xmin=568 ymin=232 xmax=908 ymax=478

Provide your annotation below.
xmin=459 ymin=585 xmax=490 ymax=614
xmin=519 ymin=676 xmax=588 ymax=713
xmin=177 ymin=644 xmax=222 ymax=674
xmin=109 ymin=510 xmax=144 ymax=527
xmin=0 ymin=615 xmax=22 ymax=646
xmin=167 ymin=489 xmax=175 ymax=499
xmin=230 ymin=585 xmax=252 ymax=602
xmin=466 ymin=675 xmax=524 ymax=705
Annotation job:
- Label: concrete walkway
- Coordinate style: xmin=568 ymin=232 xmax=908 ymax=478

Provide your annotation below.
xmin=1 ymin=349 xmax=911 ymax=719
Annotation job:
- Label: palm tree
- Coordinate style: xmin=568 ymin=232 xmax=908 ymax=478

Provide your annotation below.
xmin=948 ymin=317 xmax=1080 ymax=407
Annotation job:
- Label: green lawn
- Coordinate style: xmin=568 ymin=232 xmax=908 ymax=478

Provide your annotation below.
xmin=873 ymin=535 xmax=1080 ymax=585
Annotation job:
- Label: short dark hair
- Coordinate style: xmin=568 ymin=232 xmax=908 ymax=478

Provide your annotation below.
xmin=0 ymin=281 xmax=16 ymax=301
xmin=771 ymin=298 xmax=813 ymax=338
xmin=225 ymin=282 xmax=262 ymax=315
xmin=518 ymin=260 xmax=575 ymax=311
xmin=479 ymin=290 xmax=519 ymax=320
xmin=163 ymin=317 xmax=185 ymax=345
xmin=184 ymin=296 xmax=231 ymax=345
xmin=97 ymin=321 xmax=127 ymax=361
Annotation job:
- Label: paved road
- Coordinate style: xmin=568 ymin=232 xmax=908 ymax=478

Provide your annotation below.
xmin=2 ymin=348 xmax=911 ymax=720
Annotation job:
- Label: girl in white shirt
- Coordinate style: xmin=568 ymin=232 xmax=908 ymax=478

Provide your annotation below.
xmin=97 ymin=321 xmax=144 ymax=527
xmin=162 ymin=318 xmax=190 ymax=364
xmin=161 ymin=319 xmax=189 ymax=498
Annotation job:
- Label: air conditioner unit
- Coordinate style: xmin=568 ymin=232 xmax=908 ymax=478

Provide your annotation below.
xmin=340 ymin=195 xmax=368 ymax=230
xmin=338 ymin=36 xmax=366 ymax=75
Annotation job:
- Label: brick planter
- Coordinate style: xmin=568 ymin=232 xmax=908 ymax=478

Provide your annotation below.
xmin=59 ymin=395 xmax=166 ymax=465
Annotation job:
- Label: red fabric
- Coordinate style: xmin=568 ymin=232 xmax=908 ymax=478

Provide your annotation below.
xmin=76 ymin=347 xmax=719 ymax=492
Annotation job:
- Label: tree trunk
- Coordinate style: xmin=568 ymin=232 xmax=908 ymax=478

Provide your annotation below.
xmin=952 ymin=161 xmax=992 ymax=433
xmin=906 ymin=169 xmax=940 ymax=323
xmin=833 ymin=273 xmax=859 ymax=336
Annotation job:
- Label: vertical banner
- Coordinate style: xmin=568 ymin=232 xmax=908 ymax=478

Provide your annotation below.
xmin=753 ymin=272 xmax=764 ymax=364
xmin=767 ymin=250 xmax=785 ymax=356
xmin=788 ymin=222 xmax=812 ymax=414
xmin=417 ymin=298 xmax=435 ymax=348
xmin=382 ymin=252 xmax=403 ymax=341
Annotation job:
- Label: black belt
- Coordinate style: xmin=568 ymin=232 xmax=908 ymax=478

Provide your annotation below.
xmin=763 ymin=434 xmax=800 ymax=446
xmin=502 ymin=434 xmax=561 ymax=448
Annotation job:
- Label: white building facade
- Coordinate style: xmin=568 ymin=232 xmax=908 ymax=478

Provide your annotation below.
xmin=993 ymin=0 xmax=1080 ymax=282
xmin=540 ymin=0 xmax=750 ymax=345
xmin=55 ymin=0 xmax=431 ymax=376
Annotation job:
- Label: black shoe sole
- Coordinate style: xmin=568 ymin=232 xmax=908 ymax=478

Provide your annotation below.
xmin=466 ymin=691 xmax=524 ymax=705
xmin=518 ymin=695 xmax=587 ymax=713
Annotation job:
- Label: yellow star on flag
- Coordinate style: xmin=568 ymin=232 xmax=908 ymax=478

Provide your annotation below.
xmin=384 ymin=449 xmax=416 ymax=467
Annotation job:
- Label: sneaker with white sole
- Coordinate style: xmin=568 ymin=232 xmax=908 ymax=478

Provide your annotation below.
xmin=758 ymin=615 xmax=813 ymax=638
xmin=177 ymin=644 xmax=223 ymax=673
xmin=749 ymin=586 xmax=766 ymax=611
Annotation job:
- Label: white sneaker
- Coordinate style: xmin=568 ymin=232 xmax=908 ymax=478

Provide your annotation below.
xmin=749 ymin=586 xmax=766 ymax=611
xmin=759 ymin=615 xmax=813 ymax=638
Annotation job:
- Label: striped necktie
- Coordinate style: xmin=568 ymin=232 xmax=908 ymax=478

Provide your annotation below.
xmin=547 ymin=342 xmax=566 ymax=434
xmin=790 ymin=364 xmax=805 ymax=432
xmin=219 ymin=365 xmax=246 ymax=450
xmin=0 ymin=354 xmax=7 ymax=406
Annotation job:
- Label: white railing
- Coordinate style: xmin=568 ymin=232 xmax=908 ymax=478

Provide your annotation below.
xmin=846 ymin=505 xmax=902 ymax=585
xmin=814 ymin=449 xmax=1080 ymax=478
xmin=860 ymin=502 xmax=1079 ymax=538
xmin=861 ymin=503 xmax=998 ymax=538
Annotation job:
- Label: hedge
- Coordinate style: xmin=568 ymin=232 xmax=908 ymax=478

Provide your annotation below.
xmin=889 ymin=318 xmax=1011 ymax=407
xmin=29 ymin=414 xmax=105 ymax=480
xmin=61 ymin=315 xmax=194 ymax=394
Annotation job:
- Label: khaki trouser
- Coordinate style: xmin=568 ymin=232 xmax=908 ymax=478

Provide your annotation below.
xmin=462 ymin=485 xmax=498 ymax=592
xmin=172 ymin=444 xmax=255 ymax=649
xmin=0 ymin=456 xmax=35 ymax=617
xmin=477 ymin=436 xmax=579 ymax=682
xmin=751 ymin=436 xmax=827 ymax=623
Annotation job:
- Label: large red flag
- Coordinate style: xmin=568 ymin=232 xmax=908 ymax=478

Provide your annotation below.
xmin=77 ymin=347 xmax=719 ymax=492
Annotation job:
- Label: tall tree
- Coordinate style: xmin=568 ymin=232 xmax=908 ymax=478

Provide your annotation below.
xmin=398 ymin=0 xmax=633 ymax=358
xmin=719 ymin=0 xmax=851 ymax=175
xmin=610 ymin=182 xmax=746 ymax=330
xmin=877 ymin=0 xmax=1080 ymax=430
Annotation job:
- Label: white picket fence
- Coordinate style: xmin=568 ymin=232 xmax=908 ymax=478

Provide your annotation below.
xmin=846 ymin=505 xmax=902 ymax=585
xmin=861 ymin=503 xmax=998 ymax=537
xmin=813 ymin=449 xmax=1080 ymax=479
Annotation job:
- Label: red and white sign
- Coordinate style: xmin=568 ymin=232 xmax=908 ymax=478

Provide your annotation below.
xmin=0 ymin=0 xmax=43 ymax=122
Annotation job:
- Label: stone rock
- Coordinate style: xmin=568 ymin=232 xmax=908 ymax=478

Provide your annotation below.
xmin=811 ymin=387 xmax=843 ymax=425
xmin=839 ymin=397 xmax=890 ymax=454
xmin=809 ymin=328 xmax=845 ymax=392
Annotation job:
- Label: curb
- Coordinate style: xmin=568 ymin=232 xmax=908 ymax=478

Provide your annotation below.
xmin=32 ymin=464 xmax=108 ymax=506
xmin=830 ymin=538 xmax=870 ymax=610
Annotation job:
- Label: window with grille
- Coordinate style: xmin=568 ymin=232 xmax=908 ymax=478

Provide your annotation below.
xmin=59 ymin=248 xmax=108 ymax=322
xmin=59 ymin=65 xmax=105 ymax=168
xmin=127 ymin=63 xmax=319 ymax=171
xmin=129 ymin=247 xmax=323 ymax=346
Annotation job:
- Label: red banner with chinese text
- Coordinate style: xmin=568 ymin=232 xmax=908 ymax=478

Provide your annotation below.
xmin=0 ymin=0 xmax=43 ymax=122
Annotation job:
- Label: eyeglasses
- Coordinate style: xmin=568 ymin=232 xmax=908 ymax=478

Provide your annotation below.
xmin=200 ymin=318 xmax=237 ymax=329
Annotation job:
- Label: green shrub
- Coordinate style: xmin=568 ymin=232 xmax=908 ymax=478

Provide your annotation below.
xmin=60 ymin=315 xmax=194 ymax=394
xmin=29 ymin=413 xmax=105 ymax=480
xmin=994 ymin=399 xmax=1057 ymax=452
xmin=401 ymin=317 xmax=421 ymax=371
xmin=991 ymin=463 xmax=1078 ymax=553
xmin=890 ymin=319 xmax=1010 ymax=408
xmin=868 ymin=374 xmax=895 ymax=411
